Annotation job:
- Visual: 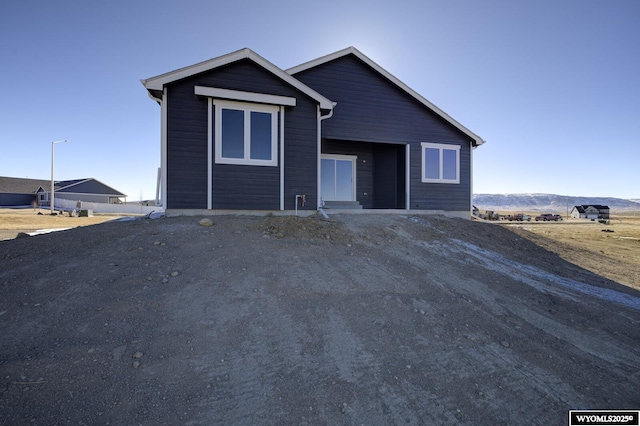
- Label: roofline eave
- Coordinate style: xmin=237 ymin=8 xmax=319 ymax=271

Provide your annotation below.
xmin=142 ymin=48 xmax=334 ymax=110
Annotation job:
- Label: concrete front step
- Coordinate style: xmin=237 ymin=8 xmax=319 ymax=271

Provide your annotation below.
xmin=323 ymin=201 xmax=363 ymax=209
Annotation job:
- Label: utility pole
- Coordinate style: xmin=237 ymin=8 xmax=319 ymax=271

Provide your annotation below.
xmin=50 ymin=139 xmax=68 ymax=214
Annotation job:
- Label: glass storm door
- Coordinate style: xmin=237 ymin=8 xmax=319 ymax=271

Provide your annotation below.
xmin=321 ymin=155 xmax=356 ymax=201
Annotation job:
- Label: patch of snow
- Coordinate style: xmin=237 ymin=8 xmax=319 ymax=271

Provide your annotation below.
xmin=113 ymin=211 xmax=165 ymax=222
xmin=28 ymin=228 xmax=73 ymax=236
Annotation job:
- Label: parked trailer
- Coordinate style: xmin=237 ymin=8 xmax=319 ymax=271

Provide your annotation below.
xmin=535 ymin=214 xmax=563 ymax=221
xmin=505 ymin=213 xmax=531 ymax=221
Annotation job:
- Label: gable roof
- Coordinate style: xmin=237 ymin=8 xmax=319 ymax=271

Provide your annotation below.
xmin=572 ymin=205 xmax=610 ymax=212
xmin=577 ymin=204 xmax=609 ymax=210
xmin=0 ymin=177 xmax=49 ymax=194
xmin=57 ymin=178 xmax=126 ymax=197
xmin=141 ymin=48 xmax=334 ymax=110
xmin=287 ymin=47 xmax=485 ymax=147
xmin=0 ymin=176 xmax=125 ymax=197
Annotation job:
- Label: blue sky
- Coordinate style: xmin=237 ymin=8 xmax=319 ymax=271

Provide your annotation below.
xmin=1 ymin=0 xmax=638 ymax=201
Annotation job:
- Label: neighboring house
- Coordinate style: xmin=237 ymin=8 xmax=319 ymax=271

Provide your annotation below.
xmin=0 ymin=176 xmax=126 ymax=207
xmin=142 ymin=47 xmax=485 ymax=217
xmin=52 ymin=179 xmax=127 ymax=204
xmin=570 ymin=205 xmax=610 ymax=219
xmin=0 ymin=177 xmax=49 ymax=207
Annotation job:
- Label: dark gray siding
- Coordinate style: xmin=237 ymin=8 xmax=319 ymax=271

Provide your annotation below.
xmin=167 ymin=78 xmax=209 ymax=209
xmin=282 ymin=101 xmax=318 ymax=210
xmin=0 ymin=193 xmax=35 ymax=206
xmin=165 ymin=59 xmax=319 ymax=210
xmin=294 ymin=55 xmax=472 ymax=211
xmin=213 ymin=164 xmax=279 ymax=210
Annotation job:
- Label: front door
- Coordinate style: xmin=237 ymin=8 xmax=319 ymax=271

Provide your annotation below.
xmin=321 ymin=155 xmax=356 ymax=201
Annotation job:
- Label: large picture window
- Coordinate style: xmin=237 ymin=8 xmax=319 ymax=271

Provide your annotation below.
xmin=214 ymin=100 xmax=278 ymax=166
xmin=421 ymin=142 xmax=460 ymax=184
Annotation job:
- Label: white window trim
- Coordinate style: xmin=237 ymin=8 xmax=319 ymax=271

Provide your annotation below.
xmin=214 ymin=99 xmax=279 ymax=167
xmin=207 ymin=98 xmax=213 ymax=209
xmin=196 ymin=86 xmax=296 ymax=107
xmin=279 ymin=106 xmax=285 ymax=210
xmin=421 ymin=142 xmax=460 ymax=184
xmin=161 ymin=87 xmax=167 ymax=207
xmin=405 ymin=144 xmax=410 ymax=209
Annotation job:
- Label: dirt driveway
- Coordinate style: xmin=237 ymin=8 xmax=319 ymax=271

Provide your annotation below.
xmin=1 ymin=214 xmax=638 ymax=425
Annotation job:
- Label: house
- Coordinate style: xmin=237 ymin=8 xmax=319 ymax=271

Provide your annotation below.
xmin=0 ymin=176 xmax=126 ymax=207
xmin=49 ymin=179 xmax=127 ymax=205
xmin=141 ymin=47 xmax=485 ymax=217
xmin=570 ymin=205 xmax=610 ymax=220
xmin=0 ymin=177 xmax=49 ymax=207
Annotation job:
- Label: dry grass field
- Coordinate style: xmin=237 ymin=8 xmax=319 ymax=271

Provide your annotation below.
xmin=497 ymin=213 xmax=640 ymax=290
xmin=0 ymin=208 xmax=127 ymax=241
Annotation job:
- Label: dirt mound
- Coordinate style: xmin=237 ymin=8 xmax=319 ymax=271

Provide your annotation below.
xmin=258 ymin=214 xmax=351 ymax=242
xmin=1 ymin=214 xmax=638 ymax=425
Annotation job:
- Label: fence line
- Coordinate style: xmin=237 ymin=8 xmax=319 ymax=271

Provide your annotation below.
xmin=55 ymin=198 xmax=163 ymax=215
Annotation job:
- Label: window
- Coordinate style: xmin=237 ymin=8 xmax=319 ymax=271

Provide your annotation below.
xmin=321 ymin=155 xmax=356 ymax=201
xmin=421 ymin=142 xmax=460 ymax=183
xmin=214 ymin=100 xmax=278 ymax=166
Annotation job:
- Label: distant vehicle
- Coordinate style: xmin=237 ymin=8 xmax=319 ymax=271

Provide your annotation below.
xmin=507 ymin=213 xmax=531 ymax=221
xmin=535 ymin=214 xmax=562 ymax=221
xmin=480 ymin=210 xmax=499 ymax=220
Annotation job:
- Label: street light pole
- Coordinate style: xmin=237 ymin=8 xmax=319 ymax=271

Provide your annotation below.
xmin=51 ymin=139 xmax=68 ymax=214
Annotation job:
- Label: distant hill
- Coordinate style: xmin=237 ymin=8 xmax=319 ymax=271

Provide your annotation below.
xmin=473 ymin=193 xmax=640 ymax=213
